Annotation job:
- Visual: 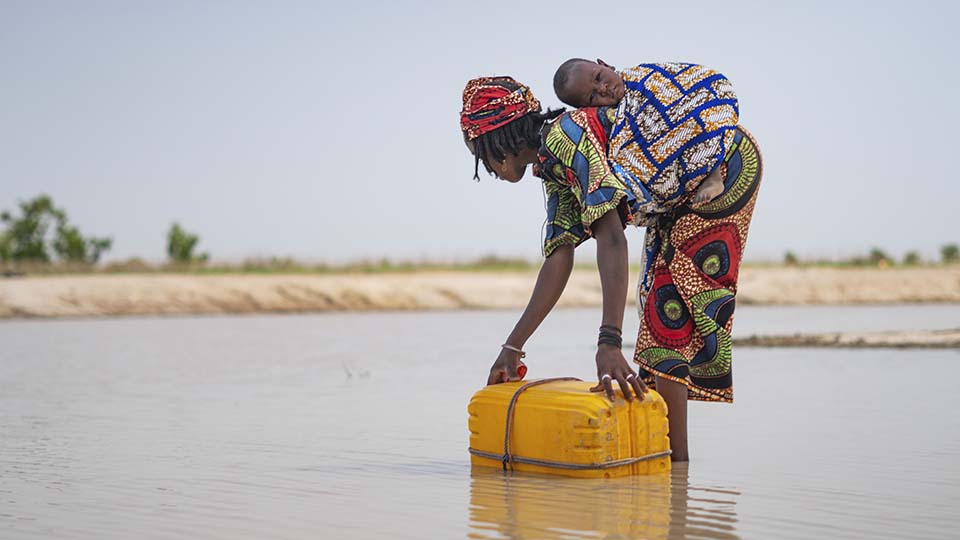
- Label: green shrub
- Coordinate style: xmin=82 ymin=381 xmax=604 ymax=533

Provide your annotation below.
xmin=166 ymin=223 xmax=208 ymax=264
xmin=0 ymin=195 xmax=111 ymax=264
xmin=867 ymin=247 xmax=892 ymax=266
xmin=942 ymin=244 xmax=959 ymax=264
xmin=902 ymin=251 xmax=922 ymax=265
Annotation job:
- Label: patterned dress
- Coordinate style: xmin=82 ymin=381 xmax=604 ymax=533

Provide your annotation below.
xmin=537 ymin=85 xmax=763 ymax=402
xmin=610 ymin=63 xmax=740 ymax=223
xmin=540 ymin=107 xmax=632 ymax=256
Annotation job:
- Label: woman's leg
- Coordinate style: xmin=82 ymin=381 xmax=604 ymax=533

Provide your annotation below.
xmin=656 ymin=376 xmax=689 ymax=462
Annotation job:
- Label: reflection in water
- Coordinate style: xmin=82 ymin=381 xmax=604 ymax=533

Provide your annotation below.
xmin=667 ymin=464 xmax=741 ymax=540
xmin=468 ymin=463 xmax=740 ymax=539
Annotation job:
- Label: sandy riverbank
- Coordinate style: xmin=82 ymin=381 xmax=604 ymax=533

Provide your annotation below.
xmin=1 ymin=266 xmax=958 ymax=320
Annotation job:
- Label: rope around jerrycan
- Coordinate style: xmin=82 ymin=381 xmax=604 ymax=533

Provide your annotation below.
xmin=468 ymin=377 xmax=672 ymax=472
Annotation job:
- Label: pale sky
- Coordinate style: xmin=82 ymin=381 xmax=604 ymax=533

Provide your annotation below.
xmin=2 ymin=0 xmax=957 ymax=263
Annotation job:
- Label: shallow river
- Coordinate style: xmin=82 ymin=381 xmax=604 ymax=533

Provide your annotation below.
xmin=2 ymin=305 xmax=959 ymax=539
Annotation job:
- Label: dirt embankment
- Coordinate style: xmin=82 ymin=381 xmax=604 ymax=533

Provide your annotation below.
xmin=0 ymin=266 xmax=958 ymax=319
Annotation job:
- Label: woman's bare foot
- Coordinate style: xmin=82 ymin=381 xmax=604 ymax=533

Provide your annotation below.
xmin=691 ymin=173 xmax=724 ymax=206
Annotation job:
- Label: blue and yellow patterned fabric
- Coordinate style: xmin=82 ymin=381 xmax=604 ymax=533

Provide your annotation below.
xmin=537 ymin=63 xmax=740 ymax=257
xmin=534 ymin=67 xmax=761 ymax=403
xmin=610 ymin=63 xmax=739 ymax=220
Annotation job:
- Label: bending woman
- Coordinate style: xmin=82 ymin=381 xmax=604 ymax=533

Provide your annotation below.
xmin=460 ymin=76 xmax=763 ymax=461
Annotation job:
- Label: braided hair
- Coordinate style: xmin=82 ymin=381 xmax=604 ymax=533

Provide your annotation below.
xmin=460 ymin=76 xmax=565 ymax=180
xmin=471 ymin=107 xmax=565 ymax=180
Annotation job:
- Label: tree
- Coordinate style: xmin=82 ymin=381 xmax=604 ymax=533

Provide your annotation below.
xmin=867 ymin=247 xmax=891 ymax=266
xmin=0 ymin=230 xmax=11 ymax=262
xmin=902 ymin=251 xmax=921 ymax=266
xmin=166 ymin=223 xmax=208 ymax=264
xmin=943 ymin=244 xmax=959 ymax=264
xmin=783 ymin=251 xmax=800 ymax=266
xmin=940 ymin=244 xmax=960 ymax=264
xmin=0 ymin=195 xmax=111 ymax=264
xmin=0 ymin=196 xmax=61 ymax=262
xmin=52 ymin=224 xmax=113 ymax=264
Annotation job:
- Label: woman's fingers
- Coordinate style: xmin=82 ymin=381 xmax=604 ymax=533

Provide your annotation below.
xmin=505 ymin=360 xmax=521 ymax=382
xmin=601 ymin=374 xmax=615 ymax=400
xmin=488 ymin=349 xmax=525 ymax=385
xmin=488 ymin=364 xmax=510 ymax=385
xmin=615 ymin=372 xmax=633 ymax=402
xmin=628 ymin=372 xmax=647 ymax=400
xmin=599 ymin=368 xmax=649 ymax=401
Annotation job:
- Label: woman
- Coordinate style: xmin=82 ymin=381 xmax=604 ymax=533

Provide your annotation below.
xmin=460 ymin=76 xmax=762 ymax=461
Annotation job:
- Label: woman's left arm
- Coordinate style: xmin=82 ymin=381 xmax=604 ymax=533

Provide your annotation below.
xmin=539 ymin=107 xmax=647 ymax=400
xmin=592 ymin=208 xmax=647 ymax=401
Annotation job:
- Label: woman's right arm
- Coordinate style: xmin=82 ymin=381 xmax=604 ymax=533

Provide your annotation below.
xmin=487 ymin=244 xmax=574 ymax=385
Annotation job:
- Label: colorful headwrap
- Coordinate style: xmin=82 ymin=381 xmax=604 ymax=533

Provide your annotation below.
xmin=460 ymin=76 xmax=541 ymax=141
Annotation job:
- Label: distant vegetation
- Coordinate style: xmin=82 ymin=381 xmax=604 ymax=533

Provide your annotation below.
xmin=166 ymin=223 xmax=208 ymax=265
xmin=944 ymin=244 xmax=960 ymax=264
xmin=1 ymin=195 xmax=210 ymax=274
xmin=7 ymin=254 xmax=537 ymax=275
xmin=2 ymin=194 xmax=959 ymax=276
xmin=903 ymin=251 xmax=922 ymax=266
xmin=782 ymin=244 xmax=960 ymax=267
xmin=117 ymin=254 xmax=536 ymax=274
xmin=0 ymin=195 xmax=111 ymax=265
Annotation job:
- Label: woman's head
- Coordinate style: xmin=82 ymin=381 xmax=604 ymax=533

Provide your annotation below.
xmin=460 ymin=76 xmax=563 ymax=182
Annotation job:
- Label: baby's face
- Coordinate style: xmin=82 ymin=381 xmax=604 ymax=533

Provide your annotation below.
xmin=563 ymin=60 xmax=625 ymax=107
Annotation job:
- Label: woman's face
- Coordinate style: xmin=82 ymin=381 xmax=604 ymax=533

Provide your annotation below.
xmin=464 ymin=135 xmax=536 ymax=183
xmin=495 ymin=149 xmax=536 ymax=182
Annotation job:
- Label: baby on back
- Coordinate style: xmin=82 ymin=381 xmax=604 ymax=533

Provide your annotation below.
xmin=553 ymin=58 xmax=738 ymax=206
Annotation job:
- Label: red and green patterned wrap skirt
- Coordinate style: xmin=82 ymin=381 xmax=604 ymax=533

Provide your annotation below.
xmin=634 ymin=127 xmax=763 ymax=402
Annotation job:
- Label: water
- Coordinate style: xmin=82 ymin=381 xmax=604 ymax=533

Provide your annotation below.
xmin=2 ymin=306 xmax=959 ymax=539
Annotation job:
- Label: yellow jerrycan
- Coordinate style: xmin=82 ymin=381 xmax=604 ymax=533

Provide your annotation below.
xmin=468 ymin=378 xmax=671 ymax=478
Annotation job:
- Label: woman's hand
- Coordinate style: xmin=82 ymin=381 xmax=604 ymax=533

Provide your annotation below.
xmin=487 ymin=348 xmax=525 ymax=385
xmin=592 ymin=343 xmax=647 ymax=401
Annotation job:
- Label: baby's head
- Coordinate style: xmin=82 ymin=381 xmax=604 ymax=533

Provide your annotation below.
xmin=553 ymin=58 xmax=625 ymax=108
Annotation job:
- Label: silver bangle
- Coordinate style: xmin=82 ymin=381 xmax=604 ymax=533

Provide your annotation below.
xmin=501 ymin=344 xmax=526 ymax=358
xmin=601 ymin=374 xmax=612 ymax=381
xmin=626 ymin=373 xmax=636 ymax=380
